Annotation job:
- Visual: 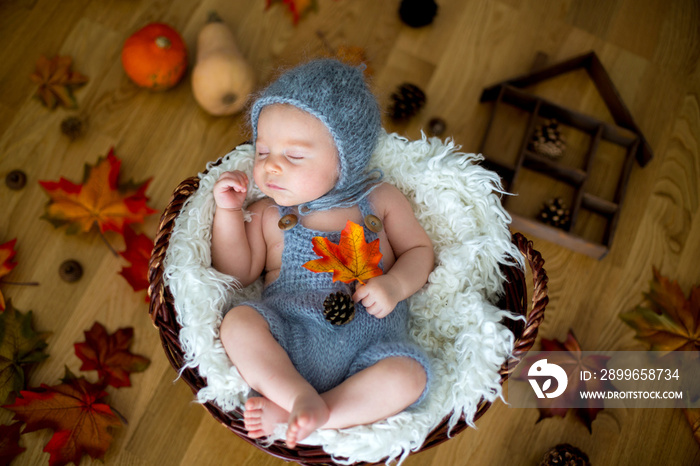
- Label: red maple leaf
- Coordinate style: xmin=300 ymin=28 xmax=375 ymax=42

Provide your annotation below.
xmin=2 ymin=369 xmax=123 ymax=466
xmin=0 ymin=239 xmax=18 ymax=311
xmin=302 ymin=221 xmax=383 ymax=285
xmin=0 ymin=421 xmax=26 ymax=465
xmin=38 ymin=148 xmax=157 ymax=237
xmin=516 ymin=330 xmax=615 ymax=432
xmin=74 ymin=322 xmax=150 ymax=388
xmin=119 ymin=226 xmax=153 ymax=299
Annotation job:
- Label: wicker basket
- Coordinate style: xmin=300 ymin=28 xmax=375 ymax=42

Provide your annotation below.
xmin=148 ymin=161 xmax=548 ymax=466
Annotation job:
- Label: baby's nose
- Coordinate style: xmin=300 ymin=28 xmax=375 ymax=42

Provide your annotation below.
xmin=264 ymin=157 xmax=282 ymax=174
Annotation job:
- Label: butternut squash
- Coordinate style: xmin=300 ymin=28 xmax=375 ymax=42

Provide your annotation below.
xmin=192 ymin=12 xmax=255 ymax=116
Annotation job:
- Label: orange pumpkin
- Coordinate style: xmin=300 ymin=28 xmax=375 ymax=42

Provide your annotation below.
xmin=121 ymin=23 xmax=188 ymax=91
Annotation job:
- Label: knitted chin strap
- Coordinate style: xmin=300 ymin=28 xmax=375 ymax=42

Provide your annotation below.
xmin=250 ymin=59 xmax=383 ymax=213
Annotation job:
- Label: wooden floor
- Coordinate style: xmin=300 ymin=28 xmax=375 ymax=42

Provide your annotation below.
xmin=1 ymin=0 xmax=699 ymax=465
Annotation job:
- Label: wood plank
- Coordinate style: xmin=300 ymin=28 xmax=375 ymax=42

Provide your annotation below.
xmin=523 ymin=150 xmax=587 ymax=187
xmin=582 ymin=193 xmax=618 ymax=217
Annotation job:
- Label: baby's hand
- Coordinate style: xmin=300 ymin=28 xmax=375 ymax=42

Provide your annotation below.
xmin=353 ymin=275 xmax=403 ymax=319
xmin=213 ymin=171 xmax=249 ymax=210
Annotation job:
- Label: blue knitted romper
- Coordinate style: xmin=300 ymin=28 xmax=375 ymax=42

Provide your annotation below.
xmin=241 ymin=199 xmax=431 ymax=404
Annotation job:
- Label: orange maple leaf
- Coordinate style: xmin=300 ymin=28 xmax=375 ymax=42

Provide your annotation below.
xmin=2 ymin=369 xmax=123 ymax=466
xmin=38 ymin=148 xmax=157 ymax=237
xmin=74 ymin=322 xmax=150 ymax=388
xmin=333 ymin=45 xmax=373 ymax=74
xmin=0 ymin=239 xmax=18 ymax=311
xmin=303 ymin=221 xmax=382 ymax=285
xmin=266 ymin=0 xmax=317 ymax=24
xmin=118 ymin=226 xmax=153 ymax=299
xmin=620 ymin=267 xmax=700 ymax=354
xmin=317 ymin=32 xmax=373 ymax=76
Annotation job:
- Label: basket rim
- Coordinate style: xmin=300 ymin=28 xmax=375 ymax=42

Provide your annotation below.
xmin=147 ymin=156 xmax=548 ymax=466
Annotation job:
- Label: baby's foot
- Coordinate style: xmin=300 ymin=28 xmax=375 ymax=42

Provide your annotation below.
xmin=286 ymin=394 xmax=329 ymax=448
xmin=243 ymin=397 xmax=288 ymax=439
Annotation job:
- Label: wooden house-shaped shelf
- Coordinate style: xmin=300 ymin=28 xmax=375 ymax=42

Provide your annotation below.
xmin=478 ymin=52 xmax=652 ymax=259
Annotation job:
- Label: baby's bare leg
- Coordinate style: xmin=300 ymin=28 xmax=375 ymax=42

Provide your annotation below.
xmin=220 ymin=306 xmax=329 ymax=447
xmin=321 ymin=356 xmax=427 ymax=429
xmin=237 ymin=356 xmax=426 ymax=438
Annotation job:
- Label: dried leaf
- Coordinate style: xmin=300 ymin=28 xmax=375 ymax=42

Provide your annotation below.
xmin=38 ymin=147 xmax=157 ymax=237
xmin=333 ymin=45 xmax=372 ymax=74
xmin=303 ymin=221 xmax=383 ymax=285
xmin=620 ymin=267 xmax=700 ymax=354
xmin=2 ymin=368 xmax=122 ymax=466
xmin=30 ymin=55 xmax=88 ymax=109
xmin=684 ymin=407 xmax=700 ymax=446
xmin=118 ymin=226 xmax=153 ymax=299
xmin=0 ymin=300 xmax=50 ymax=404
xmin=74 ymin=322 xmax=150 ymax=388
xmin=0 ymin=422 xmax=26 ymax=465
xmin=317 ymin=31 xmax=373 ymax=75
xmin=517 ymin=330 xmax=614 ymax=432
xmin=0 ymin=239 xmax=18 ymax=311
xmin=266 ymin=0 xmax=317 ymax=24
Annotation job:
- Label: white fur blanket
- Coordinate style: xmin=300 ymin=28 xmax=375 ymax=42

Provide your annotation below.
xmin=163 ymin=131 xmax=524 ymax=465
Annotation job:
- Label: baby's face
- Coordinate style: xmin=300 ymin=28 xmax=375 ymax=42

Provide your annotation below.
xmin=253 ymin=104 xmax=339 ymax=207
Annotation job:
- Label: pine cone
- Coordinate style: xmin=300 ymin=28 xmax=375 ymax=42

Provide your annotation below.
xmin=530 ymin=118 xmax=566 ymax=159
xmin=539 ymin=443 xmax=590 ymax=466
xmin=538 ymin=197 xmax=571 ymax=230
xmin=60 ymin=115 xmax=86 ymax=140
xmin=323 ymin=292 xmax=355 ymax=326
xmin=398 ymin=0 xmax=438 ymax=28
xmin=388 ymin=83 xmax=426 ymax=122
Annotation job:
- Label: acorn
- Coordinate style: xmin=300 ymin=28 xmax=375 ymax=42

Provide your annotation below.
xmin=59 ymin=260 xmax=83 ymax=283
xmin=427 ymin=117 xmax=447 ymax=137
xmin=323 ymin=291 xmax=355 ymax=325
xmin=6 ymin=170 xmax=27 ymax=190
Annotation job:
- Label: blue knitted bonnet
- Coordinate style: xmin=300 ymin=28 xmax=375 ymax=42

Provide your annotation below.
xmin=250 ymin=59 xmax=382 ymax=213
